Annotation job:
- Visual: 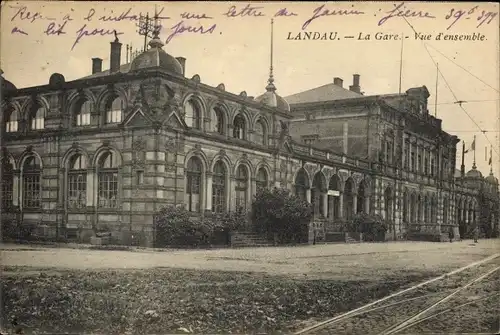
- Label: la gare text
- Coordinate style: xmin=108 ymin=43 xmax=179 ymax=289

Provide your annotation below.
xmin=286 ymin=31 xmax=487 ymax=41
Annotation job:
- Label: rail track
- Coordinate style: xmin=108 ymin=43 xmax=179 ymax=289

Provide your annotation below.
xmin=293 ymin=253 xmax=500 ymax=335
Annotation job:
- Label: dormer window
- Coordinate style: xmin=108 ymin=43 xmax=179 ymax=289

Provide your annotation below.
xmin=105 ymin=96 xmax=124 ymax=124
xmin=30 ymin=106 xmax=46 ymax=130
xmin=4 ymin=108 xmax=18 ymax=132
xmin=74 ymin=99 xmax=92 ymax=126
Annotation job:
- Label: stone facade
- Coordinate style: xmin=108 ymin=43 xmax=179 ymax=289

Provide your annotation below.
xmin=1 ymin=40 xmax=498 ymax=246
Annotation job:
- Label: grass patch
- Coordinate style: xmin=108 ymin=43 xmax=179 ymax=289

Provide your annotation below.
xmin=1 ymin=267 xmax=439 ymax=334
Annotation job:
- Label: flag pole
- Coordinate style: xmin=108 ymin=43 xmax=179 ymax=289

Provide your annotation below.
xmin=398 ymin=32 xmax=404 ymax=94
xmin=461 ymin=140 xmax=465 ymax=178
xmin=434 ymin=63 xmax=439 ymax=117
xmin=473 ymin=135 xmax=476 ymax=168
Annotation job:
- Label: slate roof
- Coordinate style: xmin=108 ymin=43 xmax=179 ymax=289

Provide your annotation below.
xmin=284 ymin=83 xmax=363 ymax=105
xmin=79 ymin=63 xmax=132 ymax=80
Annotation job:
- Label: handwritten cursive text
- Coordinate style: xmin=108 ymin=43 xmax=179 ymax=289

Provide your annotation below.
xmin=378 ymin=2 xmax=435 ymax=26
xmin=223 ymin=4 xmax=265 ymax=18
xmin=44 ymin=20 xmax=68 ymax=36
xmin=166 ymin=20 xmax=217 ymax=44
xmin=302 ymin=5 xmax=364 ymax=30
xmin=72 ymin=24 xmax=123 ymax=50
xmin=11 ymin=27 xmax=28 ymax=35
xmin=180 ymin=12 xmax=213 ymax=20
xmin=275 ymin=8 xmax=298 ymax=17
xmin=10 ymin=5 xmax=55 ymax=23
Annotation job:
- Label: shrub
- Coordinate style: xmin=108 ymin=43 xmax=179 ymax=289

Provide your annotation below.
xmin=352 ymin=213 xmax=387 ymax=241
xmin=251 ymin=187 xmax=312 ymax=244
xmin=154 ymin=205 xmax=247 ymax=248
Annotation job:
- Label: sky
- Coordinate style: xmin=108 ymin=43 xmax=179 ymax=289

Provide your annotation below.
xmin=1 ymin=1 xmax=499 ymax=178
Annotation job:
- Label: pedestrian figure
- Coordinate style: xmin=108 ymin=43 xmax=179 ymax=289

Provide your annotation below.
xmin=448 ymin=226 xmax=454 ymax=243
xmin=473 ymin=226 xmax=479 ymax=243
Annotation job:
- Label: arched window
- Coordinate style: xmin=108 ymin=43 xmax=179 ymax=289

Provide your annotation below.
xmin=74 ymin=99 xmax=92 ymax=126
xmin=186 ymin=157 xmax=202 ymax=212
xmin=357 ymin=182 xmax=366 ymax=214
xmin=343 ymin=178 xmax=354 ymax=220
xmin=402 ymin=190 xmax=408 ymax=223
xmin=311 ymin=172 xmax=326 ymax=217
xmin=22 ymin=156 xmax=41 ymax=208
xmin=30 ymin=106 xmax=45 ymax=130
xmin=384 ymin=187 xmax=393 ymax=222
xmin=254 ymin=118 xmax=267 ymax=145
xmin=256 ymin=167 xmax=268 ymax=192
xmin=2 ymin=155 xmax=14 ymax=210
xmin=5 ymin=108 xmax=19 ymax=133
xmin=105 ymin=96 xmax=124 ymax=124
xmin=424 ymin=195 xmax=429 ymax=222
xmin=97 ymin=152 xmax=119 ymax=208
xmin=233 ymin=114 xmax=246 ymax=139
xmin=410 ymin=193 xmax=417 ymax=223
xmin=212 ymin=161 xmax=226 ymax=213
xmin=184 ymin=99 xmax=201 ymax=130
xmin=211 ymin=107 xmax=224 ymax=134
xmin=443 ymin=197 xmax=449 ymax=225
xmin=295 ymin=168 xmax=308 ymax=201
xmin=235 ymin=165 xmax=248 ymax=211
xmin=328 ymin=175 xmax=340 ymax=219
xmin=68 ymin=154 xmax=87 ymax=209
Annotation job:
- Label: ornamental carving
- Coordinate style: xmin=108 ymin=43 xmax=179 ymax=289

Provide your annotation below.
xmin=132 ymin=137 xmax=146 ymax=152
xmin=280 ymin=160 xmax=287 ymax=173
xmin=165 ymin=136 xmax=179 ymax=153
xmin=166 ymin=162 xmax=176 ymax=172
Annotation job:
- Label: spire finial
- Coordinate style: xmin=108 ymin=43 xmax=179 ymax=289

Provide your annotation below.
xmin=148 ymin=5 xmax=164 ymax=48
xmin=472 ymin=134 xmax=477 ymax=169
xmin=265 ymin=18 xmax=276 ymax=92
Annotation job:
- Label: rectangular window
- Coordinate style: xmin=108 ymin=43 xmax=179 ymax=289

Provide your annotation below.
xmin=106 ymin=110 xmax=122 ymax=124
xmin=68 ymin=173 xmax=87 ymax=209
xmin=31 ymin=117 xmax=44 ymax=130
xmin=186 ymin=173 xmax=200 ymax=212
xmin=410 ymin=152 xmax=415 ymax=172
xmin=23 ymin=174 xmax=41 ymax=208
xmin=2 ymin=175 xmax=13 ymax=209
xmin=212 ymin=176 xmax=225 ymax=213
xmin=6 ymin=121 xmax=18 ymax=132
xmin=77 ymin=113 xmax=91 ymax=126
xmin=418 ymin=154 xmax=422 ymax=173
xmin=98 ymin=172 xmax=118 ymax=208
xmin=136 ymin=170 xmax=144 ymax=185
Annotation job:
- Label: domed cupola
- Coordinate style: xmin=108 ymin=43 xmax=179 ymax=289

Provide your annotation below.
xmin=0 ymin=69 xmax=17 ymax=92
xmin=254 ymin=19 xmax=290 ymax=112
xmin=485 ymin=170 xmax=498 ymax=185
xmin=466 ymin=163 xmax=483 ymax=179
xmin=129 ymin=17 xmax=183 ymax=75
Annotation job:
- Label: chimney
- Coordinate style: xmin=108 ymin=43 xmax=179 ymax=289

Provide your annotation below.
xmin=176 ymin=57 xmax=186 ymax=76
xmin=91 ymin=58 xmax=103 ymax=74
xmin=333 ymin=77 xmax=343 ymax=87
xmin=349 ymin=74 xmax=361 ymax=93
xmin=110 ymin=41 xmax=122 ymax=73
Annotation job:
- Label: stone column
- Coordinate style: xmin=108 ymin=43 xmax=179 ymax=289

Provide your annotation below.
xmin=86 ymin=168 xmax=95 ymax=207
xmin=322 ymin=193 xmax=328 ymax=217
xmin=328 ymin=195 xmax=334 ymax=218
xmin=229 ymin=176 xmax=235 ymax=211
xmin=339 ymin=192 xmax=344 ymax=218
xmin=12 ymin=170 xmax=20 ymax=207
xmin=306 ymin=189 xmax=311 ymax=203
xmin=205 ymin=173 xmax=212 ymax=212
xmin=352 ymin=192 xmax=358 ymax=215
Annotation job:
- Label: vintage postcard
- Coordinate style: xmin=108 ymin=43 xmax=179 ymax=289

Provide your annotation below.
xmin=1 ymin=1 xmax=499 ymax=334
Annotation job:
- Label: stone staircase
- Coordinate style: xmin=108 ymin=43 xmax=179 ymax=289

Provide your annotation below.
xmin=345 ymin=235 xmax=358 ymax=243
xmin=230 ymin=232 xmax=273 ymax=248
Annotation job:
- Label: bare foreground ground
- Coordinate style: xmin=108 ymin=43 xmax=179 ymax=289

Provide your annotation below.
xmin=1 ymin=239 xmax=499 ymax=334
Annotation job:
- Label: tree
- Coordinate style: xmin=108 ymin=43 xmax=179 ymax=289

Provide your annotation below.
xmin=251 ymin=187 xmax=312 ymax=244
